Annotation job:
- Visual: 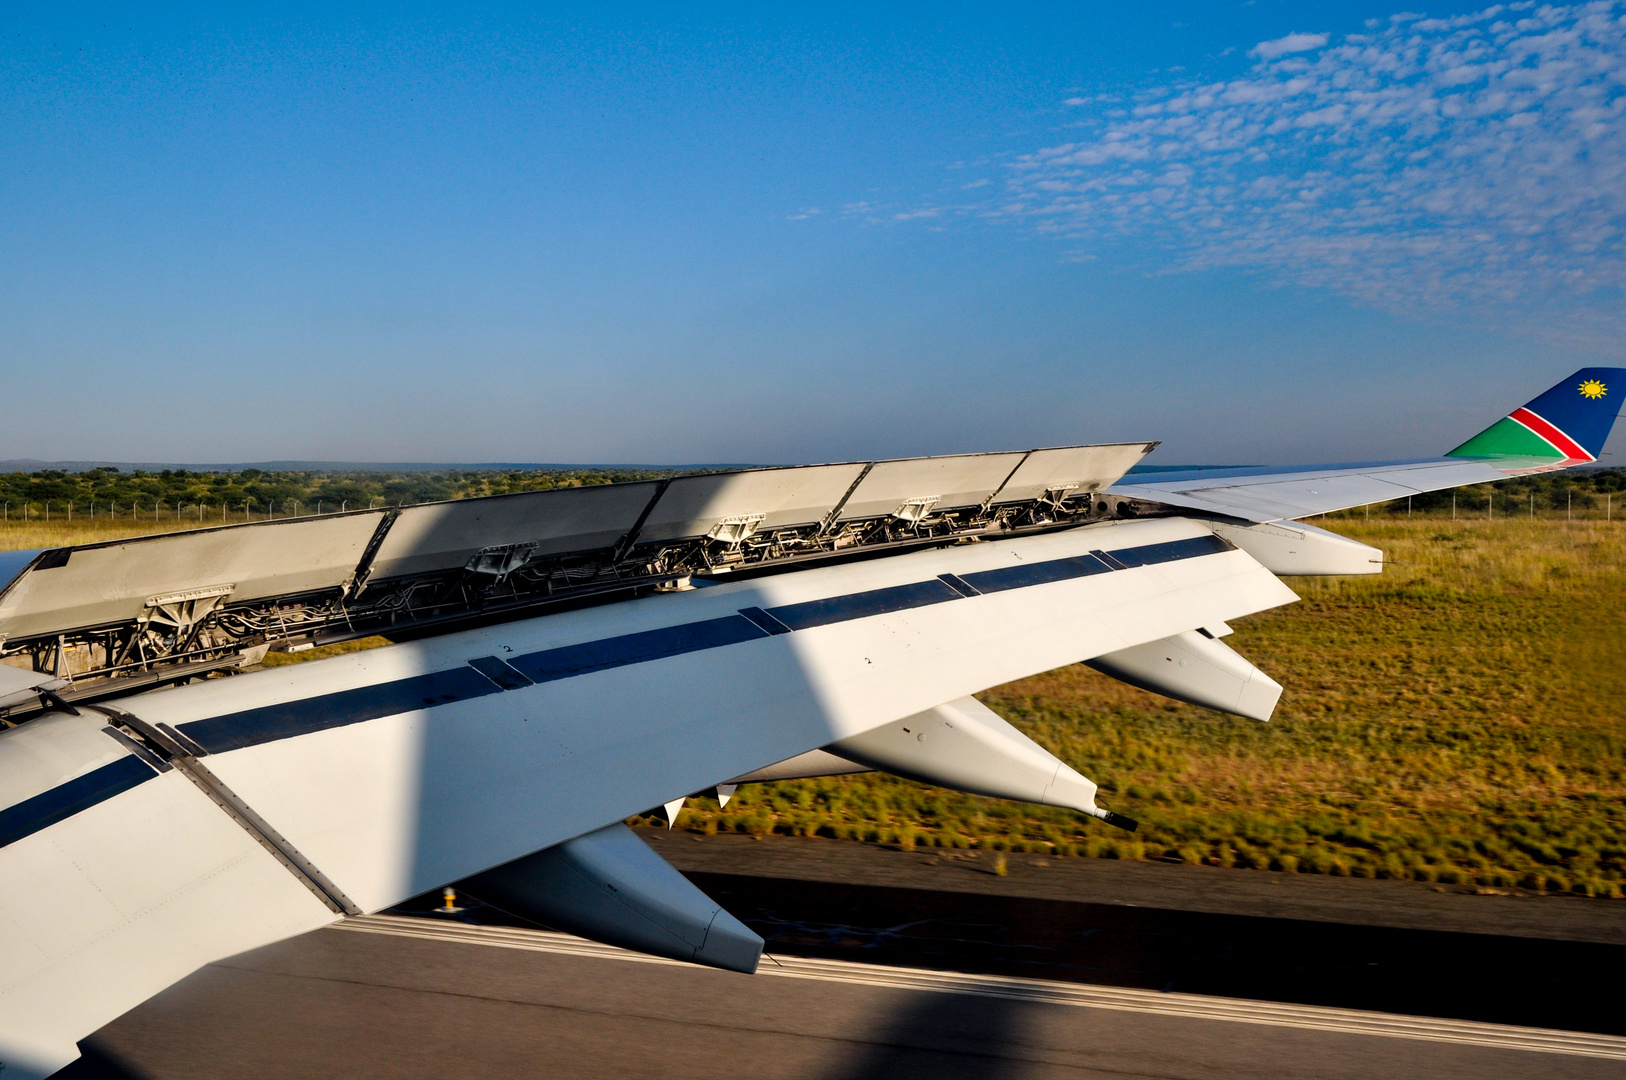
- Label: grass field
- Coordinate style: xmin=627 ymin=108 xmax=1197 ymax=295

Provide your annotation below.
xmin=0 ymin=517 xmax=209 ymax=549
xmin=650 ymin=515 xmax=1626 ymax=898
xmin=5 ymin=506 xmax=1623 ymax=897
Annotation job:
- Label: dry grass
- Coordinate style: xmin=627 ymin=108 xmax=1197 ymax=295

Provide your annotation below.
xmin=0 ymin=517 xmax=202 ymax=550
xmin=259 ymin=638 xmax=393 ymax=668
xmin=661 ymin=517 xmax=1626 ymax=897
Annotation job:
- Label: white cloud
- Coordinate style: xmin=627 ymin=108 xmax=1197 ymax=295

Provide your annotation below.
xmin=986 ymin=2 xmax=1626 ymax=344
xmin=1250 ymin=31 xmax=1330 ymax=59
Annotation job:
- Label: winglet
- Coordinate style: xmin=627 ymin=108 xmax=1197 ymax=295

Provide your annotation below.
xmin=1447 ymin=368 xmax=1626 ymax=470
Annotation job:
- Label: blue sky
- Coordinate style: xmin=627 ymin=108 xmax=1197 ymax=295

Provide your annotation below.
xmin=3 ymin=2 xmax=1623 ymax=466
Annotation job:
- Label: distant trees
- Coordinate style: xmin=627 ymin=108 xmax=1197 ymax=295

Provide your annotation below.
xmin=1395 ymin=470 xmax=1624 ymax=516
xmin=0 ymin=465 xmax=696 ymax=518
xmin=7 ymin=464 xmax=1609 ymax=520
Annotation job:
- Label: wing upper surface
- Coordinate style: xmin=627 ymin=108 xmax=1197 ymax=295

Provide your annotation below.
xmin=1108 ymin=458 xmax=1509 ymax=523
xmin=0 ymin=715 xmax=336 ymax=1079
xmin=2 ymin=515 xmax=1294 ymax=1070
xmin=123 ymin=517 xmax=1295 ymax=913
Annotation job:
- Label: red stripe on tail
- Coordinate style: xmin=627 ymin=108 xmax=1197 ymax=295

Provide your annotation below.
xmin=1509 ymin=407 xmax=1594 ymax=462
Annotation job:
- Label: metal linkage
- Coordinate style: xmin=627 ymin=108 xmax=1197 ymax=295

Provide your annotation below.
xmin=0 ymin=486 xmax=1172 ymax=725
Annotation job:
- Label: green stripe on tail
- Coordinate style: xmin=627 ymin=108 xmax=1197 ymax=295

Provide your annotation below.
xmin=1446 ymin=416 xmax=1564 ymax=461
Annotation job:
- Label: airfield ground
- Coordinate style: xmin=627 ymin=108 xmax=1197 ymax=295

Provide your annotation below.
xmin=5 ymin=502 xmax=1625 ymax=900
xmin=66 ymin=839 xmax=1626 ymax=1079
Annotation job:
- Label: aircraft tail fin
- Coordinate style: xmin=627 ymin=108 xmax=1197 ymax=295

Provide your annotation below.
xmin=1447 ymin=368 xmax=1626 ymax=467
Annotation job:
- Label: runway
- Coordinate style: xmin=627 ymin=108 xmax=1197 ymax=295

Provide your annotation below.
xmin=67 ymin=913 xmax=1624 ymax=1080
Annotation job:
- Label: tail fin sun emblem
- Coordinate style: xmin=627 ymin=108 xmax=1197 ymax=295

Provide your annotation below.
xmin=1580 ymin=379 xmax=1607 ymax=399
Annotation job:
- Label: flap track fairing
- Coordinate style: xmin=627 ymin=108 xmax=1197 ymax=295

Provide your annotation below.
xmin=459 ymin=822 xmax=763 ymax=974
xmin=828 ymin=696 xmax=1137 ymax=831
xmin=1086 ymin=630 xmax=1282 ymax=721
xmin=1204 ymin=519 xmax=1382 ymax=576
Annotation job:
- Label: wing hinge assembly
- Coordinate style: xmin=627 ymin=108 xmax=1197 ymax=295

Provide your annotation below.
xmin=459 ymin=822 xmax=764 ymax=974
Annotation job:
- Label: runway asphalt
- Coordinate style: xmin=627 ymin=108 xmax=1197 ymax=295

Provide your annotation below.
xmin=64 ymin=914 xmax=1625 ymax=1080
xmin=55 ymin=834 xmax=1626 ymax=1078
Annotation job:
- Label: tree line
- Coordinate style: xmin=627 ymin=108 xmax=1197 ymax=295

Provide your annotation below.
xmin=1363 ymin=469 xmax=1626 ymax=516
xmin=0 ymin=466 xmax=685 ymax=519
xmin=1 ymin=464 xmax=1621 ymax=521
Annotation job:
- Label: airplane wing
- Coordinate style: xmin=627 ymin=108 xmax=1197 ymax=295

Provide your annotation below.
xmin=0 ymin=517 xmax=1291 ymax=1075
xmin=1107 ymin=367 xmax=1624 ymax=523
xmin=1 ymin=368 xmax=1621 ymax=1077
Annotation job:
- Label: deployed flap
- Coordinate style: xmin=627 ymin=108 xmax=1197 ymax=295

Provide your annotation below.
xmin=635 ymin=464 xmax=868 ymax=544
xmin=990 ymin=444 xmax=1157 ymax=504
xmin=460 ymin=822 xmax=763 ymax=974
xmin=1087 ymin=629 xmax=1282 ymax=721
xmin=830 ymin=696 xmax=1134 ymax=829
xmin=360 ymin=483 xmax=662 ymax=584
xmin=834 ymin=453 xmax=1029 ymax=520
xmin=0 ymin=514 xmax=384 ymax=640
